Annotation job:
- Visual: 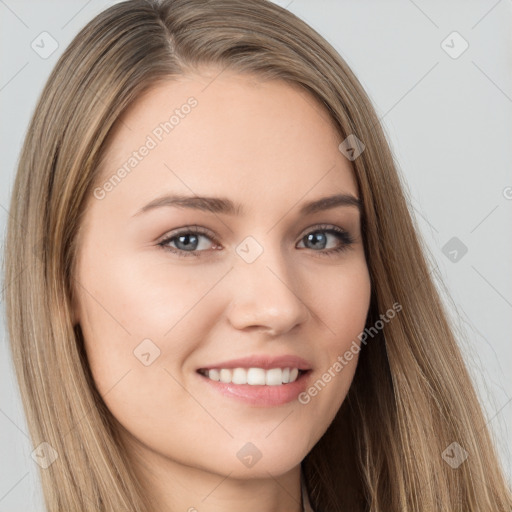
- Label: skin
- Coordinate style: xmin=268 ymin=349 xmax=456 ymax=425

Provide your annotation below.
xmin=72 ymin=68 xmax=372 ymax=512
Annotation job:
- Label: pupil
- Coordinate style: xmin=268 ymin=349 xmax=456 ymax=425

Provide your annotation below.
xmin=307 ymin=232 xmax=326 ymax=249
xmin=177 ymin=234 xmax=197 ymax=250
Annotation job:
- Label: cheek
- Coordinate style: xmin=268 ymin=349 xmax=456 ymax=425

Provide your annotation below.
xmin=81 ymin=246 xmax=221 ymax=329
xmin=77 ymin=254 xmax=247 ymax=450
xmin=76 ymin=258 xmax=219 ymax=443
xmin=76 ymin=250 xmax=224 ymax=394
xmin=309 ymin=257 xmax=371 ymax=341
xmin=298 ymin=259 xmax=371 ymax=428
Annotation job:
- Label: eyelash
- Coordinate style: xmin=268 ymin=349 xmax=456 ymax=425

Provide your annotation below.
xmin=157 ymin=224 xmax=355 ymax=258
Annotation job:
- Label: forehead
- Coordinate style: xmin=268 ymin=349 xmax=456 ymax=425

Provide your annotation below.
xmin=93 ymin=69 xmax=357 ymax=209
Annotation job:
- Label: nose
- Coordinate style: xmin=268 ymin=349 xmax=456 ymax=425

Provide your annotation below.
xmin=225 ymin=240 xmax=310 ymax=336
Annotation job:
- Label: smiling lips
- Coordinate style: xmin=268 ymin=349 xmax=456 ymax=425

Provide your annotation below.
xmin=196 ymin=354 xmax=312 ymax=406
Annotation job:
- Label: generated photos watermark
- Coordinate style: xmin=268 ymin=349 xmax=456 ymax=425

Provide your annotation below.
xmin=298 ymin=301 xmax=402 ymax=404
xmin=93 ymin=96 xmax=198 ymax=200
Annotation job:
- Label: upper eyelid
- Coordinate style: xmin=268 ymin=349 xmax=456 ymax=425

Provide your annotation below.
xmin=157 ymin=225 xmax=218 ymax=244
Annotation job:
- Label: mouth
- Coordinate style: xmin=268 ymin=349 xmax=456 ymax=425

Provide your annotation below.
xmin=196 ymin=361 xmax=312 ymax=406
xmin=197 ymin=367 xmax=308 ymax=385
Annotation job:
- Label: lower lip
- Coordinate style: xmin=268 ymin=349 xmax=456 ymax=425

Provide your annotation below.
xmin=197 ymin=371 xmax=311 ymax=407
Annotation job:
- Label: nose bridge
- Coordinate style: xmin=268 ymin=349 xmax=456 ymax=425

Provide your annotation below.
xmin=226 ymin=234 xmax=310 ymax=333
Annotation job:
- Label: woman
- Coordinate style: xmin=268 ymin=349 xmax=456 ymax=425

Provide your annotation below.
xmin=4 ymin=0 xmax=511 ymax=510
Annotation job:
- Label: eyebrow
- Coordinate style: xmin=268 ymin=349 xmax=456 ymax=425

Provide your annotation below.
xmin=132 ymin=193 xmax=362 ymax=217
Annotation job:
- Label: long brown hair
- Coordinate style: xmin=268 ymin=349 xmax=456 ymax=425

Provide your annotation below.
xmin=4 ymin=0 xmax=511 ymax=510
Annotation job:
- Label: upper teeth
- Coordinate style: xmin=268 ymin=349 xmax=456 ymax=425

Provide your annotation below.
xmin=203 ymin=367 xmax=300 ymax=385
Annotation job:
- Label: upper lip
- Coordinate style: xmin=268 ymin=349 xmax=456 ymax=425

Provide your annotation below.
xmin=197 ymin=354 xmax=312 ymax=371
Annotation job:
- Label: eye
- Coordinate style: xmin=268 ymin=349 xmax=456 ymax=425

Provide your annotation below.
xmin=296 ymin=224 xmax=355 ymax=256
xmin=157 ymin=225 xmax=219 ymax=258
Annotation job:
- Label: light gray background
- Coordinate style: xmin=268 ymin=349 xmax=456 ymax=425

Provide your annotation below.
xmin=1 ymin=0 xmax=511 ymax=509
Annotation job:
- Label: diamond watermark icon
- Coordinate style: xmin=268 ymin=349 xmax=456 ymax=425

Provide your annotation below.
xmin=236 ymin=442 xmax=262 ymax=468
xmin=31 ymin=441 xmax=58 ymax=469
xmin=441 ymin=31 xmax=469 ymax=59
xmin=31 ymin=32 xmax=59 ymax=59
xmin=338 ymin=134 xmax=365 ymax=161
xmin=442 ymin=441 xmax=468 ymax=468
xmin=236 ymin=236 xmax=264 ymax=263
xmin=442 ymin=236 xmax=468 ymax=263
xmin=133 ymin=338 xmax=161 ymax=366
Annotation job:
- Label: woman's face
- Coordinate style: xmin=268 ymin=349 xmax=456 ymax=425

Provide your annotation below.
xmin=73 ymin=69 xmax=371 ymax=483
